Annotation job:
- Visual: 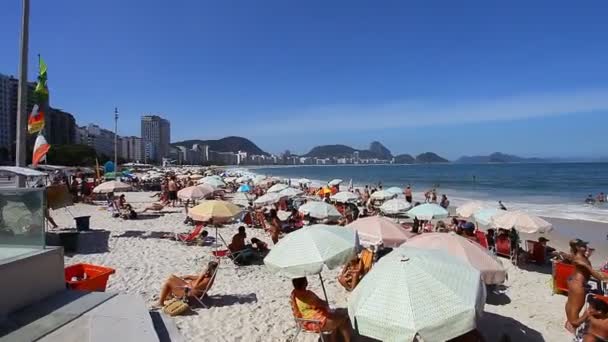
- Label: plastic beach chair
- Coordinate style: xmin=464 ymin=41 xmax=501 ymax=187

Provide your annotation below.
xmin=526 ymin=240 xmax=546 ymax=264
xmin=552 ymin=261 xmax=575 ymax=294
xmin=495 ymin=235 xmax=511 ymax=258
xmin=475 ymin=231 xmax=488 ymax=249
xmin=360 ymin=248 xmax=375 ymax=276
xmin=175 ymin=224 xmax=204 ymax=243
xmin=289 ymin=293 xmax=333 ymax=342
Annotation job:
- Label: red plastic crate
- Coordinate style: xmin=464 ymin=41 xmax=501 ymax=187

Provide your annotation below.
xmin=64 ymin=263 xmax=116 ymax=292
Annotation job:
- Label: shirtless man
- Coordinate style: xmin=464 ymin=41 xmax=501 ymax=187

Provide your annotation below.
xmin=566 ymin=239 xmax=593 ymax=336
xmin=583 ymin=297 xmax=608 ymax=342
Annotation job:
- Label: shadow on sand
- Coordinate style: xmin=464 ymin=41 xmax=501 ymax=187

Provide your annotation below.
xmin=478 ymin=312 xmax=545 ymax=342
xmin=204 ymin=293 xmax=258 ymax=308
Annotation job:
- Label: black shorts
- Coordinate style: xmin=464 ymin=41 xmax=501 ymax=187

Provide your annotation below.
xmin=169 ymin=191 xmax=177 ymax=200
xmin=405 ymin=196 xmax=412 ymax=203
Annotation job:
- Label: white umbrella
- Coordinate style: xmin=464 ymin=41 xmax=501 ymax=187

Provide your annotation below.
xmin=380 ymin=198 xmax=412 ymax=215
xmin=298 ymin=201 xmax=342 ymax=220
xmin=407 ymin=203 xmax=449 ymax=220
xmin=93 ymin=181 xmax=132 ymax=193
xmin=200 ymin=177 xmax=226 ymax=188
xmin=297 ymin=178 xmax=312 ymax=185
xmin=347 ymin=216 xmax=413 ymax=248
xmin=348 ymin=247 xmax=485 ymax=341
xmin=267 ymin=183 xmax=289 ymax=193
xmin=231 ymin=192 xmax=252 ymax=207
xmin=330 ymin=191 xmax=359 ymax=203
xmin=328 ymin=179 xmax=343 ymax=186
xmin=491 ymin=210 xmax=553 ymax=233
xmin=370 ymin=190 xmax=397 ymax=201
xmin=253 ymin=192 xmax=282 ymax=206
xmin=385 ymin=187 xmax=403 ymax=195
xmin=278 ymin=187 xmax=304 ymax=198
xmin=473 ymin=208 xmax=500 ymax=226
xmin=456 ymin=201 xmax=485 ymax=218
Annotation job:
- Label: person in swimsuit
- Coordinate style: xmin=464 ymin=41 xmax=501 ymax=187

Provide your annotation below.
xmin=338 ymin=257 xmax=362 ymax=291
xmin=291 ymin=277 xmax=352 ymax=342
xmin=566 ymin=239 xmax=593 ymax=335
xmin=268 ymin=209 xmax=281 ymax=244
xmin=583 ymin=297 xmax=608 ymax=342
xmin=157 ymin=261 xmax=218 ymax=306
xmin=404 ymin=186 xmax=413 ymax=204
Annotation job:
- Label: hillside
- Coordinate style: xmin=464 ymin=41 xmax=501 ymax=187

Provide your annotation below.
xmin=456 ymin=152 xmax=546 ymax=163
xmin=394 ymin=154 xmax=415 ymax=164
xmin=304 ymin=141 xmax=393 ymax=159
xmin=415 ymin=152 xmax=449 ymax=163
xmin=172 ymin=136 xmax=269 ymax=156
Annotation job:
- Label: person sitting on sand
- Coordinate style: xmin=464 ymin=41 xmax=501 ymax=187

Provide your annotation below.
xmin=566 ymin=239 xmax=594 ymax=337
xmin=291 ymin=277 xmax=352 ymax=342
xmin=157 ymin=261 xmax=219 ymax=307
xmin=229 ymin=226 xmax=247 ymax=253
xmin=250 ymin=237 xmax=269 ymax=257
xmin=582 ymin=296 xmax=608 ymax=342
xmin=338 ymin=257 xmax=362 ymax=291
xmin=142 ymin=202 xmax=165 ymax=212
xmin=117 ymin=194 xmax=127 ymax=209
xmin=121 ymin=204 xmax=138 ymax=220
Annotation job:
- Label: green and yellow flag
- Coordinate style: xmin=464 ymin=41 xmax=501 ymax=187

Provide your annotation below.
xmin=28 ymin=55 xmax=48 ymax=134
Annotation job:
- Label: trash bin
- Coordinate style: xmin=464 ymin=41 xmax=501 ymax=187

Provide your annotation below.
xmin=58 ymin=231 xmax=80 ymax=253
xmin=74 ymin=216 xmax=91 ymax=231
xmin=64 ymin=263 xmax=116 ymax=292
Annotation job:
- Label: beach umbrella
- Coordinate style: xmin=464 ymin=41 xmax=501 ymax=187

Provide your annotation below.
xmin=189 ymin=174 xmax=203 ymax=180
xmin=316 ymin=187 xmax=333 ymax=196
xmin=177 ymin=185 xmax=212 ymax=200
xmin=267 ymin=183 xmax=289 ymax=193
xmin=456 ymin=201 xmax=485 ymax=218
xmin=197 ymin=183 xmax=216 ymax=193
xmin=380 ymin=198 xmax=412 ymax=215
xmin=297 ymin=178 xmax=312 ymax=185
xmin=407 ymin=203 xmax=449 ymax=220
xmin=370 ymin=190 xmax=397 ymax=201
xmin=328 ymin=179 xmax=343 ymax=186
xmin=231 ymin=192 xmax=252 ymax=207
xmin=264 ymin=224 xmax=358 ymax=301
xmin=223 ymin=176 xmax=237 ymax=183
xmin=237 ymin=184 xmax=251 ymax=193
xmin=491 ymin=210 xmax=553 ymax=233
xmin=473 ymin=208 xmax=500 ymax=226
xmin=253 ymin=192 xmax=282 ymax=206
xmin=330 ymin=191 xmax=359 ymax=203
xmin=385 ymin=187 xmax=403 ymax=196
xmin=298 ymin=201 xmax=342 ymax=220
xmin=188 ymin=200 xmax=242 ymax=222
xmin=404 ymin=232 xmax=507 ymax=284
xmin=93 ymin=181 xmax=132 ymax=194
xmin=279 ymin=187 xmax=304 ymax=198
xmin=348 ymin=247 xmax=486 ymax=342
xmin=200 ymin=177 xmax=226 ymax=188
xmin=347 ymin=216 xmax=413 ymax=248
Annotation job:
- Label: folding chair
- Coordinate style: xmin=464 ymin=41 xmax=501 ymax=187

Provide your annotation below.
xmin=289 ymin=293 xmax=332 ymax=342
xmin=475 ymin=230 xmax=488 ymax=249
xmin=495 ymin=235 xmax=511 ymax=258
xmin=526 ymin=240 xmax=546 ymax=264
xmin=177 ymin=262 xmax=219 ymax=309
xmin=213 ymin=234 xmax=245 ymax=265
xmin=359 ymin=248 xmax=375 ymax=276
xmin=175 ymin=224 xmax=204 ymax=243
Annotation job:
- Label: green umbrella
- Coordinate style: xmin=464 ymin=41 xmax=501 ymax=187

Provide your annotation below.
xmin=348 ymin=246 xmax=485 ymax=341
xmin=407 ymin=203 xmax=449 ymax=220
xmin=264 ymin=224 xmax=358 ymax=301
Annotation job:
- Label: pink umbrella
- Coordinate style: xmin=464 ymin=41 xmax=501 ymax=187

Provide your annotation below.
xmin=404 ymin=232 xmax=506 ymax=285
xmin=346 ymin=216 xmax=414 ymax=248
xmin=178 ymin=185 xmax=213 ymax=200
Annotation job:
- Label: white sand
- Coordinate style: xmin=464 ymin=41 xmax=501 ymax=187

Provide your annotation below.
xmin=51 ymin=191 xmax=576 ymax=341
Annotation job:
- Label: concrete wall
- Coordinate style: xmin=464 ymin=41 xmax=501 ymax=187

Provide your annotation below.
xmin=0 ymin=247 xmax=65 ymax=317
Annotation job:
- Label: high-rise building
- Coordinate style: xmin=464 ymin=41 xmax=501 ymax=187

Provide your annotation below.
xmin=0 ymin=73 xmax=36 ymax=159
xmin=141 ymin=115 xmax=170 ymax=163
xmin=46 ymin=107 xmax=76 ymax=145
xmin=119 ymin=136 xmax=142 ymax=162
xmin=79 ymin=124 xmax=118 ymax=158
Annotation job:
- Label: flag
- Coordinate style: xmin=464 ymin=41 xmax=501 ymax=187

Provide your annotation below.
xmin=28 ymin=55 xmax=48 ymax=134
xmin=32 ymin=133 xmax=50 ymax=166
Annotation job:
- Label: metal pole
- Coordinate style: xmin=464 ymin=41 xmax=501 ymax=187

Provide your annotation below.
xmin=114 ymin=107 xmax=118 ymax=176
xmin=15 ymin=0 xmax=30 ymax=187
xmin=318 ymin=273 xmax=329 ymax=305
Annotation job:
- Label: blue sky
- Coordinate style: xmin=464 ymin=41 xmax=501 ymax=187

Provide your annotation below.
xmin=1 ymin=1 xmax=608 ymax=159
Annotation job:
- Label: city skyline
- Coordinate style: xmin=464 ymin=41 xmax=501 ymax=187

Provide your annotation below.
xmin=1 ymin=1 xmax=608 ymax=159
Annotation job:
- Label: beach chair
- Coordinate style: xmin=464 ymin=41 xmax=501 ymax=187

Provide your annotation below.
xmin=255 ymin=211 xmax=268 ymax=230
xmin=526 ymin=240 xmax=546 ymax=264
xmin=289 ymin=293 xmax=332 ymax=342
xmin=175 ymin=224 xmax=204 ymax=243
xmin=475 ymin=230 xmax=488 ymax=249
xmin=552 ymin=261 xmax=575 ymax=294
xmin=495 ymin=235 xmax=511 ymax=258
xmin=177 ymin=262 xmax=219 ymax=309
xmin=360 ymin=248 xmax=375 ymax=276
xmin=213 ymin=234 xmax=245 ymax=265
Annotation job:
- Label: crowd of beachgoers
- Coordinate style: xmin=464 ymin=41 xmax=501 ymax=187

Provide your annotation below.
xmin=43 ymin=166 xmax=608 ymax=341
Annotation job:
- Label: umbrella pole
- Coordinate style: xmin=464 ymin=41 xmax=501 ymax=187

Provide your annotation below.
xmin=318 ymin=273 xmax=329 ymax=305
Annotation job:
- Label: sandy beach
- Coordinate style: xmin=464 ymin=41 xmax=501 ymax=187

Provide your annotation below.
xmin=48 ymin=191 xmax=608 ymax=341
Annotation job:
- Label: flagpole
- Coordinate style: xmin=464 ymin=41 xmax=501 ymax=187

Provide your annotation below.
xmin=114 ymin=107 xmax=118 ymax=177
xmin=15 ymin=0 xmax=30 ymax=187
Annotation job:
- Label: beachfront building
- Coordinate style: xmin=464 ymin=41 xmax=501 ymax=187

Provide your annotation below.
xmin=77 ymin=124 xmax=119 ymax=159
xmin=119 ymin=136 xmax=143 ymax=162
xmin=141 ymin=115 xmax=170 ymax=163
xmin=0 ymin=74 xmax=36 ymax=160
xmin=46 ymin=107 xmax=76 ymax=145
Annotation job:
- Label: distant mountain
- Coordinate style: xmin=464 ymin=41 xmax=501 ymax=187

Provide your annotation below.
xmin=304 ymin=141 xmax=393 ymax=159
xmin=456 ymin=152 xmax=547 ymax=164
xmin=416 ymin=152 xmax=449 ymax=164
xmin=394 ymin=154 xmax=415 ymax=164
xmin=172 ymin=136 xmax=269 ymax=156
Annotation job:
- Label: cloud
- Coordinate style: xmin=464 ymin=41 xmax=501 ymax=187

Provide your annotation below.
xmin=239 ymin=88 xmax=608 ymax=135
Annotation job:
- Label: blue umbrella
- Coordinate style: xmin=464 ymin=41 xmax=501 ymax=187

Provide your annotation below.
xmin=237 ymin=184 xmax=251 ymax=193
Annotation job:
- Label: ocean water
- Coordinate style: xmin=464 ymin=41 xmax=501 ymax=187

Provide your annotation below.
xmin=251 ymin=163 xmax=608 ymax=223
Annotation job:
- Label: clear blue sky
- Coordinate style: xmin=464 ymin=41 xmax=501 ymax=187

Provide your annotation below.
xmin=1 ymin=1 xmax=608 ymax=159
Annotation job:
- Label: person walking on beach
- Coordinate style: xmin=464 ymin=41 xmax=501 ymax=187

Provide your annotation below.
xmin=168 ymin=176 xmax=178 ymax=207
xmin=431 ymin=189 xmax=437 ymax=203
xmin=404 ymin=186 xmax=413 ymax=204
xmin=440 ymin=194 xmax=450 ymax=209
xmin=566 ymin=239 xmax=594 ymax=337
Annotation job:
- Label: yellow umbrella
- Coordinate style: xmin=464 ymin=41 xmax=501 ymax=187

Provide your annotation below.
xmin=188 ymin=200 xmax=242 ymax=222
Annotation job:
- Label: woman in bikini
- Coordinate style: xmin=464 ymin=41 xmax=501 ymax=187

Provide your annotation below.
xmin=268 ymin=209 xmax=282 ymax=244
xmin=157 ymin=261 xmax=219 ymax=307
xmin=291 ymin=277 xmax=352 ymax=342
